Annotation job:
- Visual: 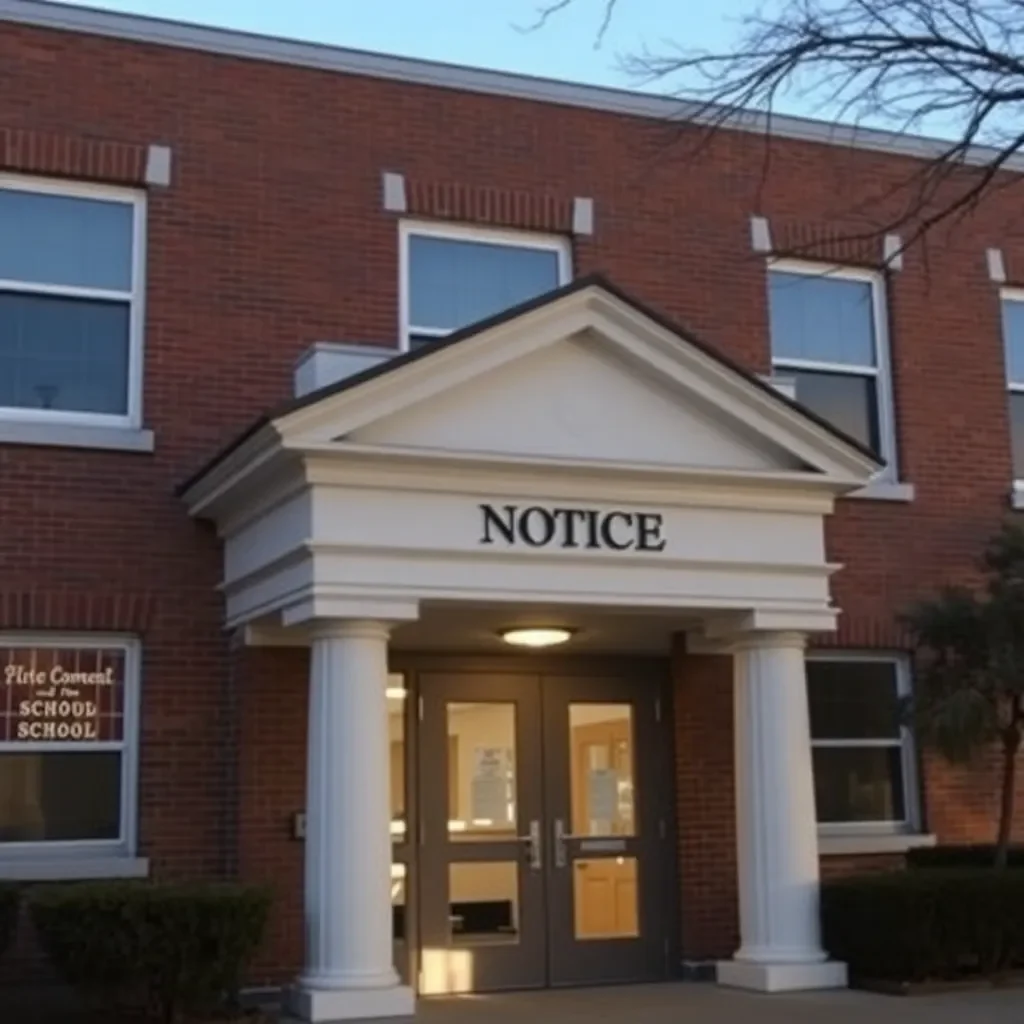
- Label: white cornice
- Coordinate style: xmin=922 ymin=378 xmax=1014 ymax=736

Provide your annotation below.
xmin=2 ymin=0 xmax=1019 ymax=173
xmin=300 ymin=445 xmax=852 ymax=514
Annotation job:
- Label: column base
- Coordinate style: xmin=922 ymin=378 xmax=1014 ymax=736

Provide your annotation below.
xmin=286 ymin=983 xmax=415 ymax=1022
xmin=716 ymin=958 xmax=848 ymax=993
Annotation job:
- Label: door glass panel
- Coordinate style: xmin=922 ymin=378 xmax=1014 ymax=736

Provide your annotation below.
xmin=573 ymin=857 xmax=640 ymax=940
xmin=446 ymin=703 xmax=517 ymax=841
xmin=449 ymin=861 xmax=520 ymax=944
xmin=387 ymin=674 xmax=407 ymax=842
xmin=569 ymin=704 xmax=635 ymax=837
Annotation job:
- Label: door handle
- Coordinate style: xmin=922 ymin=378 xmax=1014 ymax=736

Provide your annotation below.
xmin=554 ymin=819 xmax=594 ymax=867
xmin=518 ymin=819 xmax=542 ymax=870
xmin=553 ymin=818 xmax=568 ymax=868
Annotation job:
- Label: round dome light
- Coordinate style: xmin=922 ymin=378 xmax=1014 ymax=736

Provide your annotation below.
xmin=499 ymin=627 xmax=574 ymax=648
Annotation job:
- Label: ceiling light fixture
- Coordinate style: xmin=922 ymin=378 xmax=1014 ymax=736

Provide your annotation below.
xmin=499 ymin=627 xmax=574 ymax=649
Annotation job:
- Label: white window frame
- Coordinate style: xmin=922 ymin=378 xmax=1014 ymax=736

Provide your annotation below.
xmin=769 ymin=259 xmax=898 ymax=478
xmin=0 ymin=633 xmax=142 ymax=862
xmin=0 ymin=173 xmax=147 ymax=430
xmin=1000 ymin=287 xmax=1024 ymax=501
xmin=398 ymin=219 xmax=572 ymax=351
xmin=807 ymin=650 xmax=922 ymax=837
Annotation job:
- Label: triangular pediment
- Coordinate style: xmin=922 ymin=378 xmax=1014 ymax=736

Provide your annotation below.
xmin=351 ymin=330 xmax=805 ymax=472
xmin=274 ymin=279 xmax=880 ymax=485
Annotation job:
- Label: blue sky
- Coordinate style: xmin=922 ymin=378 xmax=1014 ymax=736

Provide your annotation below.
xmin=55 ymin=0 xmax=757 ymax=92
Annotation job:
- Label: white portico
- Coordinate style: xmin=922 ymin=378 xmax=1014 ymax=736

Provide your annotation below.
xmin=180 ymin=277 xmax=879 ymax=1019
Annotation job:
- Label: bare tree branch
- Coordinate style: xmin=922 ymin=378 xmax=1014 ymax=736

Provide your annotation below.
xmin=536 ymin=0 xmax=1024 ymax=260
xmin=520 ymin=0 xmax=620 ymax=47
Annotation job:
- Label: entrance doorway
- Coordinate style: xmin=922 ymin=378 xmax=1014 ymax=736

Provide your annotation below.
xmin=407 ymin=663 xmax=675 ymax=994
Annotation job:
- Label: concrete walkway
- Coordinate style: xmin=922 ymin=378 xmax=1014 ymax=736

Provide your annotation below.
xmin=418 ymin=982 xmax=1024 ymax=1023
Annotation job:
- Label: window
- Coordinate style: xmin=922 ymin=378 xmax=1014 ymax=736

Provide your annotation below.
xmin=1001 ymin=291 xmax=1024 ymax=483
xmin=0 ymin=176 xmax=145 ymax=427
xmin=768 ymin=262 xmax=895 ymax=470
xmin=399 ymin=221 xmax=571 ymax=349
xmin=0 ymin=636 xmax=140 ymax=855
xmin=807 ymin=653 xmax=918 ymax=831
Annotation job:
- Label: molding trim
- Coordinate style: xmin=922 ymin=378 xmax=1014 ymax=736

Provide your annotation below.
xmin=750 ymin=215 xmax=772 ymax=253
xmin=882 ymin=233 xmax=903 ymax=271
xmin=144 ymin=144 xmax=172 ymax=187
xmin=1 ymin=0 xmax=1021 ymax=174
xmin=0 ymin=420 xmax=155 ymax=453
xmin=382 ymin=170 xmax=406 ymax=213
xmin=0 ymin=856 xmax=150 ymax=881
xmin=846 ymin=480 xmax=915 ymax=502
xmin=989 ymin=247 xmax=1008 ymax=283
xmin=818 ymin=833 xmax=936 ymax=857
xmin=572 ymin=196 xmax=594 ymax=236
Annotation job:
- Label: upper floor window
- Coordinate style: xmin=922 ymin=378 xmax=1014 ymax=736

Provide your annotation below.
xmin=807 ymin=652 xmax=918 ymax=832
xmin=399 ymin=221 xmax=571 ymax=349
xmin=0 ymin=176 xmax=145 ymax=428
xmin=1000 ymin=291 xmax=1024 ymax=483
xmin=768 ymin=262 xmax=896 ymax=472
xmin=0 ymin=635 xmax=140 ymax=857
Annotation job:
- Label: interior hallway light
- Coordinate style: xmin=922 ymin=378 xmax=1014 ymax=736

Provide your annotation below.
xmin=499 ymin=627 xmax=574 ymax=648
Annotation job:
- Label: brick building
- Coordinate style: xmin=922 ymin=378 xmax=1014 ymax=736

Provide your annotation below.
xmin=1 ymin=0 xmax=1022 ymax=1019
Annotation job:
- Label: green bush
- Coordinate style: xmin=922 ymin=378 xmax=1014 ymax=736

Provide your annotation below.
xmin=0 ymin=884 xmax=19 ymax=961
xmin=907 ymin=844 xmax=1024 ymax=869
xmin=29 ymin=881 xmax=272 ymax=1023
xmin=821 ymin=869 xmax=1024 ymax=982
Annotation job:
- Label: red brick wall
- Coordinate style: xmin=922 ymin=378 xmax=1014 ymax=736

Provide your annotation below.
xmin=0 ymin=16 xmax=1023 ymax=982
xmin=672 ymin=647 xmax=738 ymax=960
xmin=235 ymin=644 xmax=308 ymax=986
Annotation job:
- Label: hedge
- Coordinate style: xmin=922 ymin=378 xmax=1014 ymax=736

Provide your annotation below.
xmin=0 ymin=884 xmax=18 ymax=961
xmin=821 ymin=868 xmax=1024 ymax=982
xmin=29 ymin=881 xmax=271 ymax=1024
xmin=907 ymin=844 xmax=1024 ymax=869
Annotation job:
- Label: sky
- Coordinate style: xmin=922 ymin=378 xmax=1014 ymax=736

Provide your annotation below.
xmin=52 ymin=0 xmax=758 ymax=94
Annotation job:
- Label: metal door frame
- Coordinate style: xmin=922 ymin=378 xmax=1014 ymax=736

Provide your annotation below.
xmin=390 ymin=653 xmax=679 ymax=993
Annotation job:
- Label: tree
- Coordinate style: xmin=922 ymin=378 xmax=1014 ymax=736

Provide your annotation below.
xmin=901 ymin=521 xmax=1024 ymax=869
xmin=534 ymin=0 xmax=1024 ymax=255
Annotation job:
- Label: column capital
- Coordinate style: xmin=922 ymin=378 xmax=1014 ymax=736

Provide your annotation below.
xmin=731 ymin=630 xmax=807 ymax=653
xmin=309 ymin=618 xmax=391 ymax=643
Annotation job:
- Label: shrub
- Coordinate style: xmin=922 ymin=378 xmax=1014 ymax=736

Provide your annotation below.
xmin=0 ymin=884 xmax=18 ymax=961
xmin=907 ymin=844 xmax=1024 ymax=869
xmin=29 ymin=881 xmax=272 ymax=1023
xmin=821 ymin=869 xmax=1024 ymax=983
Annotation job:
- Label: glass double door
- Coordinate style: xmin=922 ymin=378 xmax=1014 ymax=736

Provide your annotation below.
xmin=416 ymin=671 xmax=673 ymax=993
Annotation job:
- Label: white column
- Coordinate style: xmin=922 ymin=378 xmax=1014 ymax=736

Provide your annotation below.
xmin=288 ymin=620 xmax=414 ymax=1023
xmin=717 ymin=631 xmax=847 ymax=993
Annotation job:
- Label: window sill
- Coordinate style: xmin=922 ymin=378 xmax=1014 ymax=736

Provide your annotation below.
xmin=819 ymin=833 xmax=936 ymax=856
xmin=0 ymin=856 xmax=150 ymax=882
xmin=847 ymin=480 xmax=916 ymax=503
xmin=0 ymin=421 xmax=155 ymax=453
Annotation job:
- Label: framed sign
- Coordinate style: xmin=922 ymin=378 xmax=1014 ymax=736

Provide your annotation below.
xmin=1 ymin=644 xmax=126 ymax=744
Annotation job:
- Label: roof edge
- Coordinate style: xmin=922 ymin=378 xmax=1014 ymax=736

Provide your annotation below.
xmin=3 ymin=0 xmax=1019 ymax=173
